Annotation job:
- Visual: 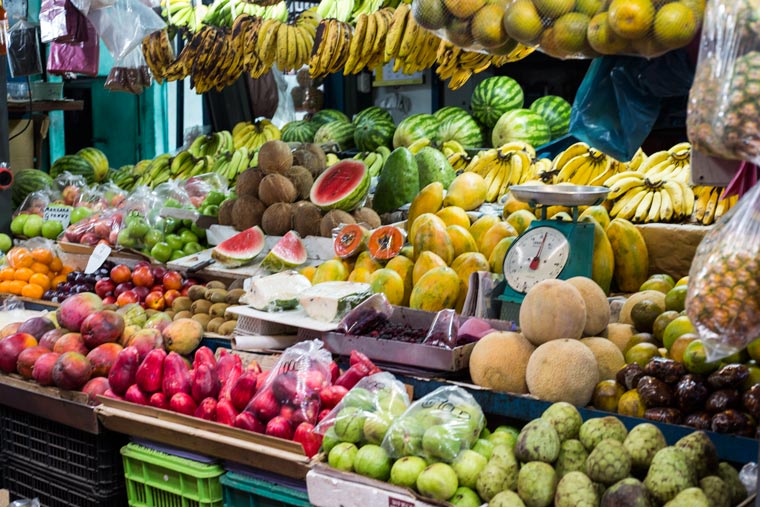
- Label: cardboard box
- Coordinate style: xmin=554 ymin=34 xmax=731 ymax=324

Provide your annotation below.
xmin=9 ymin=119 xmax=34 ymax=169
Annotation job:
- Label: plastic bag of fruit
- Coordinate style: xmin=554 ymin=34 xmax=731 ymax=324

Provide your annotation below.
xmin=61 ymin=207 xmax=123 ymax=247
xmin=687 ymin=0 xmax=760 ymax=163
xmin=414 ymin=0 xmax=704 ymax=59
xmin=686 ymin=182 xmax=760 ymax=362
xmin=53 ymin=171 xmax=87 ymax=206
xmin=114 ymin=186 xmax=161 ymax=251
xmin=182 ymin=173 xmax=228 ymax=215
xmin=381 ymin=385 xmax=485 ymax=463
xmin=314 ymin=372 xmax=411 ymax=447
xmin=14 ymin=190 xmax=53 ymax=220
xmin=75 ymin=182 xmax=128 ymax=212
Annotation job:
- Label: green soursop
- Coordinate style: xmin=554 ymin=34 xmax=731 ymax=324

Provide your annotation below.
xmin=554 ymin=471 xmax=598 ymax=507
xmin=476 ymin=444 xmax=519 ymax=501
xmin=517 ymin=462 xmax=557 ymax=507
xmin=601 ymin=478 xmax=654 ymax=507
xmin=699 ymin=475 xmax=731 ymax=507
xmin=644 ymin=447 xmax=696 ymax=504
xmin=541 ymin=401 xmax=582 ymax=441
xmin=675 ymin=431 xmax=718 ymax=479
xmin=717 ymin=462 xmax=748 ymax=506
xmin=555 ymin=439 xmax=588 ymax=477
xmin=579 ymin=416 xmax=628 ymax=451
xmin=663 ymin=487 xmax=709 ymax=507
xmin=624 ymin=423 xmax=667 ymax=470
xmin=585 ymin=438 xmax=631 ymax=485
xmin=489 ymin=490 xmax=527 ymax=507
xmin=514 ymin=419 xmax=560 ymax=463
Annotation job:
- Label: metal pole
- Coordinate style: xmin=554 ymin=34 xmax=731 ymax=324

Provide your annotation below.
xmin=0 ymin=55 xmax=9 ymax=164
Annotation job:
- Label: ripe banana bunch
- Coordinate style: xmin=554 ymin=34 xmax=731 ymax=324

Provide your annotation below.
xmin=383 ymin=3 xmax=439 ymax=75
xmin=161 ymin=0 xmax=198 ymax=31
xmin=351 ymin=0 xmax=383 ymax=22
xmin=448 ymin=151 xmax=471 ymax=171
xmin=316 ymin=0 xmax=354 ymax=22
xmin=176 ymin=25 xmax=245 ymax=93
xmin=142 ymin=30 xmax=177 ymax=84
xmin=692 ymin=186 xmax=738 ymax=225
xmin=466 ymin=144 xmax=534 ymax=202
xmin=189 ymin=131 xmax=234 ymax=158
xmin=309 ymin=18 xmax=354 ymax=78
xmin=530 ymin=157 xmax=555 ymax=184
xmin=627 ymin=147 xmax=647 ymax=171
xmin=231 ymin=15 xmax=269 ymax=78
xmin=604 ymin=171 xmax=695 ymax=223
xmin=231 ymin=119 xmax=282 ymax=152
xmin=552 ymin=142 xmax=624 ymax=186
xmin=344 ymin=8 xmax=393 ymax=75
xmin=638 ymin=142 xmax=692 ymax=184
xmin=435 ymin=41 xmax=533 ymax=90
xmin=213 ymin=147 xmax=251 ymax=182
xmin=441 ymin=140 xmax=466 ymax=158
xmin=352 ymin=150 xmax=385 ymax=177
xmin=136 ymin=154 xmax=172 ymax=188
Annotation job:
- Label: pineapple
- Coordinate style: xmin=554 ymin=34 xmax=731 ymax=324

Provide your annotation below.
xmin=720 ymin=51 xmax=760 ymax=161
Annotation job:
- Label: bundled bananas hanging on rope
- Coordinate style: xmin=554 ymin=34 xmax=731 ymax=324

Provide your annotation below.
xmin=693 ymin=186 xmax=739 ymax=225
xmin=550 ymin=142 xmax=627 ymax=186
xmin=382 ymin=4 xmax=442 ymax=76
xmin=343 ymin=8 xmax=394 ymax=75
xmin=465 ymin=142 xmax=537 ymax=203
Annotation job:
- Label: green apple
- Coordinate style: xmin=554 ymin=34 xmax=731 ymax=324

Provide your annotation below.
xmin=183 ymin=242 xmax=204 ymax=255
xmin=22 ymin=214 xmax=43 ymax=237
xmin=10 ymin=214 xmax=29 ymax=236
xmin=70 ymin=206 xmax=93 ymax=224
xmin=0 ymin=233 xmax=12 ymax=253
xmin=151 ymin=242 xmax=173 ymax=263
xmin=117 ymin=229 xmax=137 ymax=248
xmin=179 ymin=229 xmax=199 ymax=244
xmin=190 ymin=223 xmax=206 ymax=239
xmin=41 ymin=220 xmax=64 ymax=240
xmin=170 ymin=250 xmax=187 ymax=261
xmin=127 ymin=217 xmax=150 ymax=238
xmin=166 ymin=234 xmax=184 ymax=251
xmin=144 ymin=229 xmax=163 ymax=249
xmin=328 ymin=442 xmax=358 ymax=472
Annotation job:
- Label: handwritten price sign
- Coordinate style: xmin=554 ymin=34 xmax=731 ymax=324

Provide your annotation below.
xmin=43 ymin=205 xmax=73 ymax=228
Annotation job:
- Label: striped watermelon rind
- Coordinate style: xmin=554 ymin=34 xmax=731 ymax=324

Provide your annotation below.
xmin=352 ymin=106 xmax=394 ymax=127
xmin=492 ymin=109 xmax=552 ymax=148
xmin=310 ymin=159 xmax=370 ymax=211
xmin=353 ymin=106 xmax=395 ymax=151
xmin=434 ymin=106 xmax=484 ymax=149
xmin=392 ymin=114 xmax=441 ymax=148
xmin=530 ymin=95 xmax=572 ymax=139
xmin=314 ymin=120 xmax=355 ymax=151
xmin=281 ymin=120 xmax=318 ymax=143
xmin=12 ymin=169 xmax=53 ymax=207
xmin=471 ymin=76 xmax=525 ymax=129
xmin=50 ymin=154 xmax=96 ymax=184
xmin=76 ymin=147 xmax=109 ymax=182
xmin=310 ymin=109 xmax=350 ymax=128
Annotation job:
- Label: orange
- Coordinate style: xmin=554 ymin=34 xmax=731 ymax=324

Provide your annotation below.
xmin=49 ymin=257 xmax=63 ymax=273
xmin=608 ymin=0 xmax=655 ymax=40
xmin=0 ymin=281 xmax=11 ymax=293
xmin=0 ymin=267 xmax=15 ymax=281
xmin=21 ymin=284 xmax=44 ymax=299
xmin=29 ymin=273 xmax=51 ymax=291
xmin=7 ymin=247 xmax=33 ymax=269
xmin=60 ymin=265 xmax=75 ymax=276
xmin=31 ymin=248 xmax=54 ymax=265
xmin=30 ymin=262 xmax=50 ymax=275
xmin=443 ymin=0 xmax=485 ymax=19
xmin=471 ymin=3 xmax=510 ymax=49
xmin=51 ymin=274 xmax=67 ymax=289
xmin=8 ymin=280 xmax=25 ymax=295
xmin=13 ymin=268 xmax=33 ymax=282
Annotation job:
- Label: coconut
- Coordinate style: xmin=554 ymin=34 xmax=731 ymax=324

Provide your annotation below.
xmin=293 ymin=146 xmax=326 ymax=178
xmin=261 ymin=203 xmax=294 ymax=236
xmin=259 ymin=140 xmax=293 ymax=175
xmin=285 ymin=165 xmax=314 ymax=200
xmin=258 ymin=173 xmax=298 ymax=206
xmin=293 ymin=201 xmax=323 ymax=237
xmin=352 ymin=207 xmax=382 ymax=229
xmin=236 ymin=168 xmax=264 ymax=198
xmin=218 ymin=198 xmax=236 ymax=226
xmin=320 ymin=209 xmax=355 ymax=237
xmin=231 ymin=195 xmax=266 ymax=231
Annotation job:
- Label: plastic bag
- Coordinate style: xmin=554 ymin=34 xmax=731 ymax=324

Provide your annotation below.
xmin=86 ymin=0 xmax=165 ymax=60
xmin=686 ymin=182 xmax=760 ymax=361
xmin=53 ymin=171 xmax=87 ymax=205
xmin=61 ymin=208 xmax=123 ymax=246
xmin=47 ymin=17 xmax=99 ymax=77
xmin=422 ymin=309 xmax=459 ymax=349
xmin=14 ymin=190 xmax=52 ymax=219
xmin=116 ymin=186 xmax=160 ymax=250
xmin=337 ymin=294 xmax=394 ymax=335
xmin=7 ymin=19 xmax=42 ymax=77
xmin=381 ymin=385 xmax=485 ymax=462
xmin=183 ymin=172 xmax=228 ymax=210
xmin=39 ymin=0 xmax=69 ymax=42
xmin=314 ymin=372 xmax=411 ymax=446
xmin=105 ymin=46 xmax=151 ymax=94
xmin=687 ymin=0 xmax=760 ymax=164
xmin=75 ymin=181 xmax=127 ymax=211
xmin=243 ymin=339 xmax=333 ymax=429
xmin=570 ymin=51 xmax=694 ymax=162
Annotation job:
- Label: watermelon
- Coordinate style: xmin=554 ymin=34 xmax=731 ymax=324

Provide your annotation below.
xmin=261 ymin=231 xmax=308 ymax=272
xmin=310 ymin=159 xmax=370 ymax=211
xmin=281 ymin=120 xmax=318 ymax=143
xmin=76 ymin=147 xmax=109 ymax=182
xmin=50 ymin=154 xmax=96 ymax=184
xmin=313 ymin=120 xmax=355 ymax=151
xmin=353 ymin=106 xmax=395 ymax=151
xmin=310 ymin=109 xmax=350 ymax=128
xmin=11 ymin=168 xmax=53 ymax=207
xmin=353 ymin=106 xmax=394 ymax=127
xmin=530 ymin=95 xmax=572 ymax=139
xmin=471 ymin=76 xmax=525 ymax=129
xmin=392 ymin=114 xmax=441 ymax=148
xmin=211 ymin=226 xmax=266 ymax=268
xmin=491 ymin=109 xmax=552 ymax=148
xmin=434 ymin=106 xmax=484 ymax=149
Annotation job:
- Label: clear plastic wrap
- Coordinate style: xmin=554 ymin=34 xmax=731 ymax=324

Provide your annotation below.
xmin=336 ymin=294 xmax=394 ymax=335
xmin=7 ymin=19 xmax=42 ymax=77
xmin=314 ymin=372 xmax=411 ymax=448
xmin=14 ymin=190 xmax=52 ymax=218
xmin=39 ymin=0 xmax=71 ymax=43
xmin=47 ymin=16 xmax=99 ymax=76
xmin=86 ymin=0 xmax=165 ymax=60
xmin=422 ymin=309 xmax=459 ymax=349
xmin=53 ymin=171 xmax=86 ymax=206
xmin=183 ymin=172 xmax=228 ymax=210
xmin=75 ymin=181 xmax=128 ymax=211
xmin=61 ymin=208 xmax=123 ymax=246
xmin=105 ymin=46 xmax=151 ymax=94
xmin=116 ymin=186 xmax=160 ymax=250
xmin=686 ymin=182 xmax=760 ymax=361
xmin=687 ymin=0 xmax=760 ymax=164
xmin=381 ymin=385 xmax=485 ymax=463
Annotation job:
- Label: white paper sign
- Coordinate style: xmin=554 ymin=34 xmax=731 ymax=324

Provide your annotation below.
xmin=85 ymin=243 xmax=112 ymax=274
xmin=43 ymin=205 xmax=73 ymax=228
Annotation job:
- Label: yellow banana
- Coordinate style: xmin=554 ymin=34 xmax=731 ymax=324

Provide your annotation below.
xmin=617 ymin=188 xmax=649 ymax=220
xmin=659 ymin=188 xmax=674 ymax=222
xmin=645 ymin=190 xmax=663 ymax=223
xmin=552 ymin=142 xmax=590 ymax=170
xmin=556 ymin=155 xmax=588 ymax=182
xmin=344 ymin=13 xmax=367 ymax=74
xmin=608 ymin=176 xmax=646 ymax=199
xmin=634 ymin=190 xmax=655 ymax=223
xmin=603 ymin=170 xmax=646 ymax=187
xmin=384 ymin=4 xmax=409 ymax=63
xmin=703 ymin=188 xmax=719 ymax=225
xmin=638 ymin=150 xmax=670 ymax=173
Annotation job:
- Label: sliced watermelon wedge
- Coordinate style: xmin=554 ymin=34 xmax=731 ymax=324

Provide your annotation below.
xmin=211 ymin=226 xmax=266 ymax=268
xmin=310 ymin=159 xmax=370 ymax=212
xmin=261 ymin=231 xmax=308 ymax=272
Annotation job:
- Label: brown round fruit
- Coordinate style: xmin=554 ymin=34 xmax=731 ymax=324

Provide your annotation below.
xmin=258 ymin=140 xmax=293 ymax=175
xmin=592 ymin=379 xmax=625 ymax=412
xmin=608 ymin=0 xmax=655 ymax=40
xmin=320 ymin=210 xmax=356 ymax=238
xmin=285 ymin=165 xmax=314 ymax=200
xmin=235 ymin=168 xmax=264 ymax=198
xmin=352 ymin=207 xmax=382 ymax=229
xmin=231 ymin=195 xmax=266 ymax=230
xmin=293 ymin=201 xmax=323 ymax=238
xmin=261 ymin=202 xmax=294 ymax=236
xmin=653 ymin=1 xmax=697 ymax=49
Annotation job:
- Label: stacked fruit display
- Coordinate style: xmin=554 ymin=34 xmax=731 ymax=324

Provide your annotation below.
xmin=168 ymin=280 xmax=244 ymax=336
xmin=0 ymin=246 xmax=73 ymax=300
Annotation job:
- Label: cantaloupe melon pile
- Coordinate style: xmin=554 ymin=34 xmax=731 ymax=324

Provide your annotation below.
xmin=469 ymin=276 xmax=628 ymax=407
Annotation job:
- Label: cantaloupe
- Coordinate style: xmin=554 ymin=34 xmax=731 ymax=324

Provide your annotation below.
xmin=566 ymin=276 xmax=611 ymax=336
xmin=605 ymin=323 xmax=636 ymax=353
xmin=619 ymin=290 xmax=666 ymax=326
xmin=526 ymin=339 xmax=600 ymax=407
xmin=470 ymin=331 xmax=535 ymax=394
xmin=519 ymin=279 xmax=587 ymax=346
xmin=580 ymin=337 xmax=625 ymax=381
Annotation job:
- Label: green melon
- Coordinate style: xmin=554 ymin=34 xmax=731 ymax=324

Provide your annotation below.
xmin=76 ymin=147 xmax=109 ymax=182
xmin=11 ymin=169 xmax=54 ymax=207
xmin=530 ymin=95 xmax=572 ymax=139
xmin=311 ymin=109 xmax=350 ymax=128
xmin=50 ymin=154 xmax=96 ymax=184
xmin=314 ymin=120 xmax=355 ymax=151
xmin=471 ymin=76 xmax=525 ymax=129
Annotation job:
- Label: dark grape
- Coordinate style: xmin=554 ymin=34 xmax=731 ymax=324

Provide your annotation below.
xmin=66 ymin=272 xmax=78 ymax=282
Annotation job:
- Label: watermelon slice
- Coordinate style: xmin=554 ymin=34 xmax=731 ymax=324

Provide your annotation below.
xmin=261 ymin=231 xmax=308 ymax=272
xmin=211 ymin=226 xmax=266 ymax=268
xmin=310 ymin=160 xmax=370 ymax=212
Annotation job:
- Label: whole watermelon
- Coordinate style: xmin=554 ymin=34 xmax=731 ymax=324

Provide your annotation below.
xmin=313 ymin=120 xmax=355 ymax=151
xmin=310 ymin=109 xmax=350 ymax=128
xmin=76 ymin=147 xmax=109 ymax=182
xmin=281 ymin=120 xmax=318 ymax=143
xmin=353 ymin=107 xmax=395 ymax=151
xmin=434 ymin=106 xmax=484 ymax=149
xmin=530 ymin=95 xmax=572 ymax=139
xmin=471 ymin=76 xmax=525 ymax=129
xmin=492 ymin=109 xmax=551 ymax=148
xmin=12 ymin=169 xmax=53 ymax=207
xmin=50 ymin=154 xmax=95 ymax=184
xmin=392 ymin=114 xmax=441 ymax=148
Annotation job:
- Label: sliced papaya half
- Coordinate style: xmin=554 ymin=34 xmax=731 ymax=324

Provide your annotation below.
xmin=368 ymin=225 xmax=405 ymax=261
xmin=334 ymin=223 xmax=369 ymax=259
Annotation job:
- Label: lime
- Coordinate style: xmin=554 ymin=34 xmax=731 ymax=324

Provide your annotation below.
xmin=0 ymin=233 xmax=11 ymax=253
xmin=617 ymin=390 xmax=646 ymax=418
xmin=747 ymin=337 xmax=760 ymax=362
xmin=682 ymin=340 xmax=719 ymax=374
xmin=150 ymin=242 xmax=173 ymax=263
xmin=664 ymin=285 xmax=688 ymax=312
xmin=675 ymin=276 xmax=689 ymax=287
xmin=662 ymin=316 xmax=696 ymax=350
xmin=649 ymin=273 xmax=675 ymax=287
xmin=639 ymin=278 xmax=673 ymax=294
xmin=624 ymin=332 xmax=659 ymax=353
xmin=624 ymin=342 xmax=660 ymax=368
xmin=630 ymin=299 xmax=665 ymax=333
xmin=10 ymin=214 xmax=29 ymax=236
xmin=41 ymin=220 xmax=64 ymax=240
xmin=22 ymin=214 xmax=43 ymax=237
xmin=652 ymin=310 xmax=680 ymax=342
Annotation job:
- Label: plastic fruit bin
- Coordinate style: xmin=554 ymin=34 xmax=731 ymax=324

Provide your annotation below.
xmin=220 ymin=471 xmax=312 ymax=507
xmin=121 ymin=443 xmax=224 ymax=507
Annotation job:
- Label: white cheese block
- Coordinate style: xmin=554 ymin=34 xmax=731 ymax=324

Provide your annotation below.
xmin=298 ymin=282 xmax=373 ymax=322
xmin=240 ymin=271 xmax=312 ymax=311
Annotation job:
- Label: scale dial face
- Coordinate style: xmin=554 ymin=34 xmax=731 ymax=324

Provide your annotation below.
xmin=504 ymin=226 xmax=570 ymax=294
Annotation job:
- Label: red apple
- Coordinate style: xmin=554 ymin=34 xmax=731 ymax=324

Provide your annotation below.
xmin=114 ymin=282 xmax=134 ymax=297
xmin=162 ymin=271 xmax=183 ymax=291
xmin=102 ymin=296 xmax=116 ymax=305
xmin=134 ymin=261 xmax=152 ymax=270
xmin=110 ymin=264 xmax=132 ymax=284
xmin=150 ymin=285 xmax=165 ymax=295
xmin=81 ymin=232 xmax=100 ymax=246
xmin=133 ymin=286 xmax=150 ymax=301
xmin=144 ymin=292 xmax=166 ymax=311
xmin=116 ymin=290 xmax=140 ymax=306
xmin=163 ymin=289 xmax=181 ymax=307
xmin=151 ymin=266 xmax=167 ymax=280
xmin=94 ymin=278 xmax=116 ymax=298
xmin=93 ymin=221 xmax=111 ymax=239
xmin=132 ymin=266 xmax=155 ymax=287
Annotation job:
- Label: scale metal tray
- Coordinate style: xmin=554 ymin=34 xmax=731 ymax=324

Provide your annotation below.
xmin=510 ymin=184 xmax=610 ymax=207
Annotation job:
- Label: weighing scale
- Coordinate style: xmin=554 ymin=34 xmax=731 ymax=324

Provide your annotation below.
xmin=497 ymin=184 xmax=610 ymax=323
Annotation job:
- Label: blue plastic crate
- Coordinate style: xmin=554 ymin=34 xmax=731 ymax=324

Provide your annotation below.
xmin=221 ymin=471 xmax=311 ymax=507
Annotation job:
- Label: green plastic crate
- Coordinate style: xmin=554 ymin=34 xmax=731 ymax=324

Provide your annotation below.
xmin=220 ymin=471 xmax=312 ymax=507
xmin=121 ymin=443 xmax=224 ymax=507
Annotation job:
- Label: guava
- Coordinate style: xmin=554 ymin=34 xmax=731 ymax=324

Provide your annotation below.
xmin=422 ymin=425 xmax=461 ymax=462
xmin=488 ymin=430 xmax=517 ymax=449
xmin=451 ymin=450 xmax=488 ymax=489
xmin=472 ymin=438 xmax=495 ymax=460
xmin=343 ymin=387 xmax=377 ymax=411
xmin=363 ymin=412 xmax=392 ymax=445
xmin=376 ymin=388 xmax=409 ymax=416
xmin=479 ymin=427 xmax=492 ymax=439
xmin=353 ymin=444 xmax=391 ymax=481
xmin=385 ymin=418 xmax=425 ymax=457
xmin=449 ymin=486 xmax=482 ymax=507
xmin=321 ymin=427 xmax=340 ymax=454
xmin=334 ymin=407 xmax=366 ymax=444
xmin=415 ymin=407 xmax=445 ymax=427
xmin=416 ymin=463 xmax=459 ymax=501
xmin=389 ymin=456 xmax=428 ymax=489
xmin=327 ymin=442 xmax=358 ymax=472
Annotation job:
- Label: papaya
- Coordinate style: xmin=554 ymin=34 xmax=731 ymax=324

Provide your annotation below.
xmin=488 ymin=236 xmax=516 ymax=274
xmin=447 ymin=225 xmax=479 ymax=259
xmin=385 ymin=255 xmax=415 ymax=305
xmin=354 ymin=251 xmax=383 ymax=273
xmin=348 ymin=267 xmax=372 ymax=283
xmin=502 ymin=191 xmax=532 ymax=216
xmin=505 ymin=210 xmax=535 ymax=235
xmin=443 ymin=172 xmax=487 ymax=211
xmin=413 ymin=251 xmax=448 ymax=285
xmin=469 ymin=215 xmax=501 ymax=246
xmin=368 ymin=225 xmax=405 ymax=261
xmin=579 ymin=205 xmax=610 ymax=230
xmin=451 ymin=252 xmax=490 ymax=312
xmin=399 ymin=245 xmax=414 ymax=258
xmin=436 ymin=206 xmax=471 ymax=229
xmin=312 ymin=259 xmax=349 ymax=284
xmin=606 ymin=218 xmax=649 ymax=292
xmin=410 ymin=267 xmax=460 ymax=312
xmin=413 ymin=214 xmax=455 ymax=265
xmin=408 ymin=213 xmax=447 ymax=251
xmin=299 ymin=266 xmax=316 ymax=282
xmin=581 ymin=216 xmax=615 ymax=295
xmin=544 ymin=205 xmax=570 ymax=218
xmin=406 ymin=182 xmax=444 ymax=240
xmin=479 ymin=222 xmax=518 ymax=260
xmin=369 ymin=269 xmax=405 ymax=306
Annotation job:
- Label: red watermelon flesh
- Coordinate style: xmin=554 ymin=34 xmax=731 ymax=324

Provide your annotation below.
xmin=261 ymin=231 xmax=308 ymax=272
xmin=211 ymin=226 xmax=266 ymax=268
xmin=310 ymin=160 xmax=369 ymax=211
